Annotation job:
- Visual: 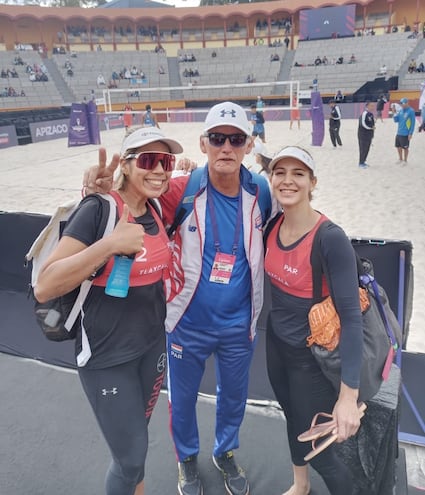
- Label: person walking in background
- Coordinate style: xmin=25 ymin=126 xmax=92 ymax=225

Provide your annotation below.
xmin=391 ymin=97 xmax=415 ymax=164
xmin=35 ymin=127 xmax=183 ymax=495
xmin=142 ymin=104 xmax=160 ymax=128
xmin=418 ymin=101 xmax=425 ymax=132
xmin=123 ymin=103 xmax=133 ymax=134
xmin=289 ymin=96 xmax=301 ymax=130
xmin=83 ymin=102 xmax=277 ymax=495
xmin=357 ymin=101 xmax=375 ymax=168
xmin=328 ymin=100 xmax=342 ymax=148
xmin=256 ymin=95 xmax=265 ymax=114
xmin=250 ymin=103 xmax=266 ymax=143
xmin=264 ymin=146 xmax=364 ymax=495
xmin=376 ymin=94 xmax=387 ymax=123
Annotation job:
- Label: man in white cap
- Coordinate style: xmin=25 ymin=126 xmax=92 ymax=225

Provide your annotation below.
xmin=83 ymin=104 xmax=277 ymax=495
xmin=163 ymin=101 xmax=275 ymax=495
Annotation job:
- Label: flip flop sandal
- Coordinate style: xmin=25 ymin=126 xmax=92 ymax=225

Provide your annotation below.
xmin=298 ymin=402 xmax=367 ymax=443
xmin=303 ymin=432 xmax=339 ymax=462
xmin=303 ymin=402 xmax=368 ymax=462
xmin=297 ymin=412 xmax=336 ymax=442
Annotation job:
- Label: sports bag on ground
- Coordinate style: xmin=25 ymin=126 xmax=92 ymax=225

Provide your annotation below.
xmin=25 ymin=194 xmax=117 ymax=342
xmin=308 ymin=220 xmax=402 ymax=402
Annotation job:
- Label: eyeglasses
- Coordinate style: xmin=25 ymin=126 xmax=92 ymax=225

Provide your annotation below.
xmin=205 ymin=132 xmax=248 ymax=148
xmin=126 ymin=152 xmax=175 ymax=172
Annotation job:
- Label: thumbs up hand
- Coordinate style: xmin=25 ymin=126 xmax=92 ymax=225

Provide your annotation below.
xmin=111 ymin=204 xmax=145 ymax=256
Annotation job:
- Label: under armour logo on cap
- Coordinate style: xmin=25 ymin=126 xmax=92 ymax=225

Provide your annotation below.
xmin=219 ymin=109 xmax=237 ymax=118
xmin=204 ymin=101 xmax=252 ymax=135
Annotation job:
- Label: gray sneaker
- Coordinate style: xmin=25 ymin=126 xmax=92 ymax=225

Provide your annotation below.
xmin=212 ymin=450 xmax=249 ymax=495
xmin=177 ymin=456 xmax=203 ymax=495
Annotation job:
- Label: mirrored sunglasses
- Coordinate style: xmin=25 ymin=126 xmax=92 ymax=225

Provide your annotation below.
xmin=205 ymin=132 xmax=248 ymax=148
xmin=126 ymin=152 xmax=176 ymax=172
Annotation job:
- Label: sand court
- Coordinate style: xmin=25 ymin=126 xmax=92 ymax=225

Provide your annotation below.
xmin=1 ymin=114 xmax=425 ymax=488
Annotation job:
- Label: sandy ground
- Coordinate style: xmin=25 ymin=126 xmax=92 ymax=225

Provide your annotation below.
xmin=1 ymin=116 xmax=425 ymax=488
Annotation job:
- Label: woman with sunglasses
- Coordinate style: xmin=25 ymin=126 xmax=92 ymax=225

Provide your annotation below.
xmin=34 ymin=127 xmax=183 ymax=495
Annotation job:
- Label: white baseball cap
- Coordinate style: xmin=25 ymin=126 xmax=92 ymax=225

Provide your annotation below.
xmin=204 ymin=101 xmax=251 ymax=135
xmin=120 ymin=127 xmax=183 ymax=157
xmin=269 ymin=146 xmax=316 ymax=173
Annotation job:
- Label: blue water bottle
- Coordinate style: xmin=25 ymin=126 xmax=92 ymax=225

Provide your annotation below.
xmin=105 ymin=255 xmax=134 ymax=298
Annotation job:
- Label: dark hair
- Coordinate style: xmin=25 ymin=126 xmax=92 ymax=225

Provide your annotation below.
xmin=145 ymin=104 xmax=151 ymax=111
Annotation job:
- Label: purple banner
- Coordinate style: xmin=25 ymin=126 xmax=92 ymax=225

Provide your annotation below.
xmin=68 ymin=102 xmax=90 ymax=147
xmin=29 ymin=119 xmax=68 ymax=143
xmin=0 ymin=125 xmax=18 ymax=148
xmin=311 ymin=92 xmax=325 ymax=146
xmin=87 ymin=100 xmax=101 ymax=145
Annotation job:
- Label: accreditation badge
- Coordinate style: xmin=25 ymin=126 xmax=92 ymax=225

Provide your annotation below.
xmin=209 ymin=252 xmax=236 ymax=284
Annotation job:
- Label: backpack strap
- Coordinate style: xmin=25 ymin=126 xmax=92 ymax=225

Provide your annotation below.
xmin=263 ymin=211 xmax=283 ymax=249
xmin=64 ymin=194 xmax=117 ymax=331
xmin=310 ymin=220 xmax=334 ymax=303
xmin=166 ymin=167 xmax=272 ymax=237
xmin=250 ymin=172 xmax=272 ymax=227
xmin=166 ymin=167 xmax=204 ymax=237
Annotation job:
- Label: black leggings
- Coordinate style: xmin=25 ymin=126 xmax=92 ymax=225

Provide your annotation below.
xmin=266 ymin=324 xmax=354 ymax=495
xmin=78 ymin=335 xmax=166 ymax=495
xmin=329 ymin=120 xmax=342 ymax=146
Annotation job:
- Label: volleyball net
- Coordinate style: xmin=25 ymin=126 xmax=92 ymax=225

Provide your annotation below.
xmin=100 ymin=79 xmax=305 ymax=122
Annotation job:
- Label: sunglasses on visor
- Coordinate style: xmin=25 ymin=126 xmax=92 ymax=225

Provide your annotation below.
xmin=205 ymin=132 xmax=248 ymax=148
xmin=126 ymin=152 xmax=176 ymax=172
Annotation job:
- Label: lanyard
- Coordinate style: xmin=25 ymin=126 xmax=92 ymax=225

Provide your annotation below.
xmin=207 ymin=184 xmax=242 ymax=256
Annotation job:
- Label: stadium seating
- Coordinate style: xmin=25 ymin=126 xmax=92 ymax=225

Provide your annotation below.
xmin=289 ymin=32 xmax=420 ymax=95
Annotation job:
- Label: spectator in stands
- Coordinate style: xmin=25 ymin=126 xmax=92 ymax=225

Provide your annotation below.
xmin=111 ymin=71 xmax=120 ymax=83
xmin=336 ymin=56 xmax=344 ymax=64
xmin=13 ymin=55 xmax=24 ymax=65
xmin=29 ymin=72 xmax=36 ymax=82
xmin=211 ymin=51 xmax=217 ymax=58
xmin=378 ymin=64 xmax=387 ymax=76
xmin=10 ymin=67 xmax=18 ymax=78
xmin=349 ymin=54 xmax=356 ymax=64
xmin=322 ymin=56 xmax=328 ymax=65
xmin=312 ymin=76 xmax=318 ymax=91
xmin=97 ymin=73 xmax=106 ymax=87
xmin=20 ymin=89 xmax=26 ymax=97
xmin=270 ymin=53 xmax=280 ymax=62
xmin=314 ymin=56 xmax=322 ymax=66
xmin=408 ymin=59 xmax=417 ymax=73
xmin=334 ymin=90 xmax=344 ymax=102
xmin=67 ymin=67 xmax=74 ymax=77
xmin=376 ymin=94 xmax=387 ymax=123
xmin=1 ymin=69 xmax=7 ymax=78
xmin=284 ymin=36 xmax=290 ymax=49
